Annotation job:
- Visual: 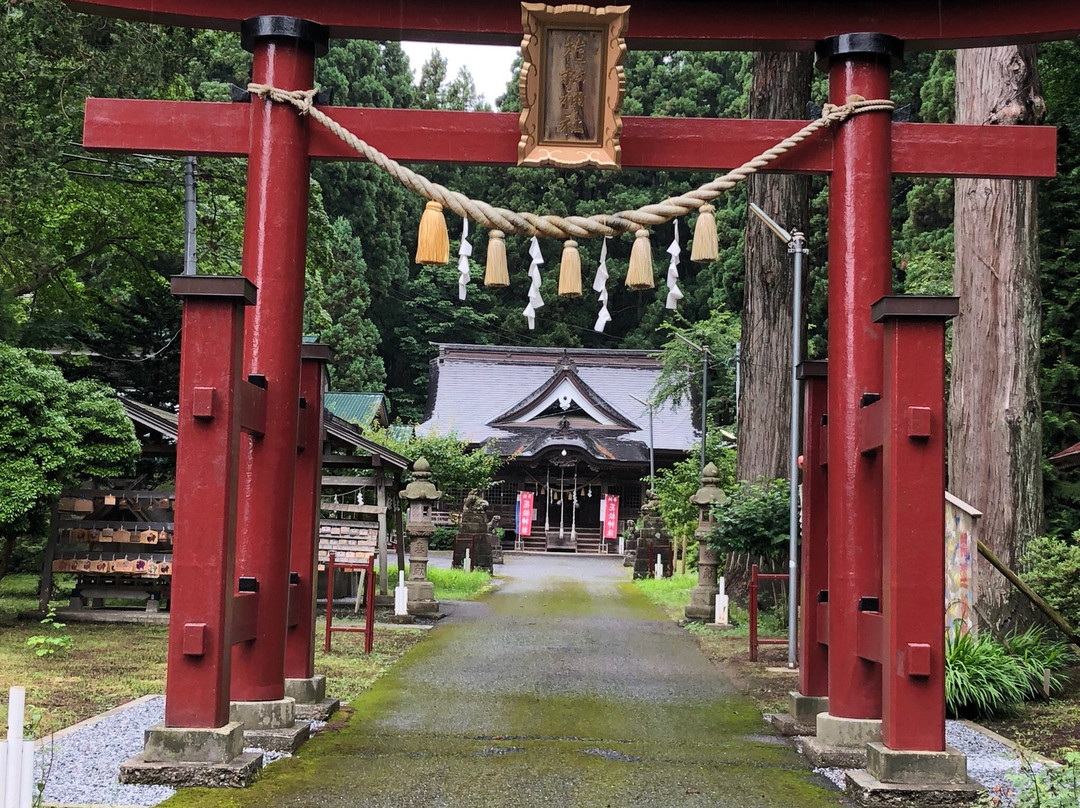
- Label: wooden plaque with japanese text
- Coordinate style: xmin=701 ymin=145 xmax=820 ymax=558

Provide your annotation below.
xmin=518 ymin=3 xmax=628 ymax=169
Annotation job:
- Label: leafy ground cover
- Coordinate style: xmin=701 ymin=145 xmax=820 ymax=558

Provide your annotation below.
xmin=0 ymin=573 xmax=426 ymax=739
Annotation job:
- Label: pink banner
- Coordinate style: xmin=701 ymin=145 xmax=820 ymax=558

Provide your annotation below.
xmin=518 ymin=491 xmax=535 ymax=536
xmin=603 ymin=494 xmax=620 ymax=539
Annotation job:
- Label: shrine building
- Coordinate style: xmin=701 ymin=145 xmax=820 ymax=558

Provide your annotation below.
xmin=416 ymin=343 xmax=695 ymax=552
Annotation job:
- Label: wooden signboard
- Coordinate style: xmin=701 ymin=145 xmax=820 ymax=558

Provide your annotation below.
xmin=518 ymin=3 xmax=628 ymax=169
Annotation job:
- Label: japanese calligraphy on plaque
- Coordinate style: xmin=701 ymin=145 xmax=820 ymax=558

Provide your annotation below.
xmin=518 ymin=3 xmax=628 ymax=169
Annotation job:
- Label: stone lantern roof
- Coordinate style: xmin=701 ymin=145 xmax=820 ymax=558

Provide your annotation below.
xmin=400 ymin=457 xmax=442 ymax=503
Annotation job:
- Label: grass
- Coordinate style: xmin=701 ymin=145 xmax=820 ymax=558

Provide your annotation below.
xmin=0 ymin=573 xmax=426 ymax=739
xmin=631 ymin=571 xmax=695 ymax=619
xmin=384 ymin=564 xmax=493 ymax=601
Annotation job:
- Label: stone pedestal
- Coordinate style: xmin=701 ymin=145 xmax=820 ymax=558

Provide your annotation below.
xmin=685 ymin=545 xmax=720 ymax=621
xmin=229 ymin=697 xmax=310 ymax=753
xmin=634 ymin=494 xmax=673 ymax=579
xmin=285 ymin=674 xmax=340 ymax=722
xmin=488 ymin=515 xmax=504 ymax=565
xmin=623 ymin=525 xmax=637 ymax=567
xmin=407 ymin=536 xmax=441 ymax=616
xmin=119 ymin=722 xmax=263 ymax=787
xmin=453 ymin=492 xmax=494 ymax=572
xmin=845 ymin=743 xmax=982 ymax=806
xmin=766 ymin=691 xmax=828 ymax=736
xmin=801 ymin=712 xmax=881 ymax=768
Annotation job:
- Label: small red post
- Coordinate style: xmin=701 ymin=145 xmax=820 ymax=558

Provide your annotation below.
xmin=820 ymin=33 xmax=902 ymax=723
xmin=797 ymin=361 xmax=829 ymax=697
xmin=164 ymin=275 xmax=256 ymax=728
xmin=231 ymin=16 xmax=329 ymax=703
xmin=749 ymin=564 xmax=760 ymax=662
xmin=873 ymin=295 xmax=958 ymax=751
xmin=285 ymin=343 xmax=330 ymax=680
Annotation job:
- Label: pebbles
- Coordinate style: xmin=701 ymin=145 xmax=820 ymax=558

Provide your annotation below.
xmin=34 ymin=695 xmax=294 ymax=808
xmin=812 ymin=719 xmax=1044 ymax=801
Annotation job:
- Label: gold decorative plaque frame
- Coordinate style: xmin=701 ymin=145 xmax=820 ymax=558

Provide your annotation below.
xmin=518 ymin=3 xmax=628 ymax=169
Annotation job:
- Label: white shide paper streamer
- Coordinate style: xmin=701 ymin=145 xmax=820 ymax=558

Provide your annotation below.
xmin=593 ymin=237 xmax=612 ymax=333
xmin=665 ymin=219 xmax=684 ymax=310
xmin=457 ymin=218 xmax=472 ymax=301
xmin=522 ymin=236 xmax=546 ymax=330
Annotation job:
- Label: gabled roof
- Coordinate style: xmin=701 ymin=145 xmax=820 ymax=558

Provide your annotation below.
xmin=417 ymin=344 xmax=694 ymax=460
xmin=489 ymin=367 xmax=638 ymax=431
xmin=324 ymin=392 xmax=389 ymax=428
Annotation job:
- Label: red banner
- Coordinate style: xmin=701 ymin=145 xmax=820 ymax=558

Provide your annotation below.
xmin=603 ymin=494 xmax=620 ymax=539
xmin=518 ymin=491 xmax=535 ymax=536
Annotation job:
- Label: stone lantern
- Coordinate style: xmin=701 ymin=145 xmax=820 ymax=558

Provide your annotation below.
xmin=400 ymin=457 xmax=442 ymax=616
xmin=684 ymin=462 xmax=729 ymax=621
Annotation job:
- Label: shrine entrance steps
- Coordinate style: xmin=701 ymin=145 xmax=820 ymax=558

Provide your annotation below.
xmin=200 ymin=554 xmax=837 ymax=807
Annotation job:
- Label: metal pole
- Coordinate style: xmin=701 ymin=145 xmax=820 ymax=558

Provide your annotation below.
xmin=735 ymin=342 xmax=742 ymax=424
xmin=787 ymin=232 xmax=806 ymax=668
xmin=648 ymin=406 xmax=655 ymax=491
xmin=183 ymin=156 xmax=197 ymax=275
xmin=701 ymin=347 xmax=708 ymax=475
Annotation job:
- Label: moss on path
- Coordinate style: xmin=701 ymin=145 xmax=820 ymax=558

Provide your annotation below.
xmin=164 ymin=557 xmax=837 ymax=807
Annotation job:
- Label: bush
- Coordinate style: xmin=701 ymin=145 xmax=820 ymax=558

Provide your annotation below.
xmin=1002 ymin=626 xmax=1076 ymax=697
xmin=708 ymin=478 xmax=789 ymax=562
xmin=945 ymin=624 xmax=1030 ymax=718
xmin=430 ymin=526 xmax=458 ymax=551
xmin=985 ymin=750 xmax=1080 ymax=808
xmin=1021 ymin=534 xmax=1080 ymax=629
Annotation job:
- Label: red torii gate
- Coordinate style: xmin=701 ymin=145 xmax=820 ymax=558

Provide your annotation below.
xmin=69 ymin=0 xmax=1068 ymax=796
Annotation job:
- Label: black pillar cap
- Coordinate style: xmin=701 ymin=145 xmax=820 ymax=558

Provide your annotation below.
xmin=815 ymin=33 xmax=904 ymax=73
xmin=241 ymin=16 xmax=330 ymax=57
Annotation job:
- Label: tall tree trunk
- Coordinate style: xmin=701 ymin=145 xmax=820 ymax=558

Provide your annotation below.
xmin=730 ymin=51 xmax=812 ymax=604
xmin=951 ymin=46 xmax=1044 ymax=633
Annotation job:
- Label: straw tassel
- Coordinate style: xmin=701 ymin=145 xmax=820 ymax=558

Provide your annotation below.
xmin=484 ymin=230 xmax=509 ymax=287
xmin=691 ymin=203 xmax=719 ymax=262
xmin=415 ymin=201 xmax=450 ymax=265
xmin=625 ymin=229 xmax=655 ymax=290
xmin=558 ymin=240 xmax=582 ymax=297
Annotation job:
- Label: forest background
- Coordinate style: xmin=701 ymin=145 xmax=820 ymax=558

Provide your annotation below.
xmin=3 ymin=2 xmax=1080 ymax=587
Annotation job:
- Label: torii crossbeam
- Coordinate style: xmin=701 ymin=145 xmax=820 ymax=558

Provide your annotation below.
xmin=68 ymin=0 xmax=1073 ymax=795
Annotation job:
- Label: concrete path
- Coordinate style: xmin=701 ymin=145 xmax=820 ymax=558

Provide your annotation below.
xmin=166 ymin=556 xmax=838 ymax=808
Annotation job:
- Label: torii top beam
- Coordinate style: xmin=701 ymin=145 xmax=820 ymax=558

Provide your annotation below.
xmin=66 ymin=0 xmax=1080 ymax=51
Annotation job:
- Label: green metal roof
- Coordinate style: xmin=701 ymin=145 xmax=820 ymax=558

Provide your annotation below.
xmin=324 ymin=392 xmax=388 ymax=428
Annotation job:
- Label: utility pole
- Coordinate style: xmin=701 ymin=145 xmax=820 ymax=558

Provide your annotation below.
xmin=749 ymin=202 xmax=808 ymax=670
xmin=630 ymin=394 xmax=655 ymax=493
xmin=674 ymin=332 xmax=709 ymax=475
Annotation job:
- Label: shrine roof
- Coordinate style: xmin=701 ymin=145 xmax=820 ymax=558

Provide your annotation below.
xmin=1049 ymin=440 xmax=1080 ymax=471
xmin=324 ymin=392 xmax=390 ymax=429
xmin=416 ymin=343 xmax=695 ymax=460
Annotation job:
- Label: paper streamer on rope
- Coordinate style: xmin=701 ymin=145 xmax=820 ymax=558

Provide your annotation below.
xmin=665 ymin=220 xmax=684 ymax=310
xmin=593 ymin=237 xmax=612 ymax=333
xmin=523 ymin=237 xmax=546 ymax=330
xmin=457 ymin=218 xmax=472 ymax=301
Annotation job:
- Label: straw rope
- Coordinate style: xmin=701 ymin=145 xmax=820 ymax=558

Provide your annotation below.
xmin=247 ymin=83 xmax=894 ymax=239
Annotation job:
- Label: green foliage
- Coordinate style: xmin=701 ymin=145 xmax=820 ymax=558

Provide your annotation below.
xmin=652 ymin=310 xmax=742 ymax=429
xmin=430 ymin=527 xmax=458 ymax=552
xmin=368 ymin=427 xmax=501 ymax=496
xmin=708 ymin=479 xmax=789 ymax=563
xmin=983 ymin=750 xmax=1080 ymax=808
xmin=652 ymin=433 xmax=735 ymax=554
xmin=0 ymin=344 xmax=140 ymax=580
xmin=1020 ymin=534 xmax=1080 ymax=629
xmin=1002 ymin=626 xmax=1076 ymax=697
xmin=385 ymin=564 xmax=491 ymax=601
xmin=26 ymin=608 xmax=72 ymax=658
xmin=945 ymin=625 xmax=1031 ymax=718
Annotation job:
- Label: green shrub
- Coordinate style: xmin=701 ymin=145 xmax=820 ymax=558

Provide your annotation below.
xmin=1021 ymin=534 xmax=1080 ymax=629
xmin=430 ymin=526 xmax=458 ymax=551
xmin=1002 ymin=626 xmax=1076 ymax=697
xmin=984 ymin=749 xmax=1080 ymax=808
xmin=945 ymin=624 xmax=1030 ymax=718
xmin=708 ymin=478 xmax=789 ymax=562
